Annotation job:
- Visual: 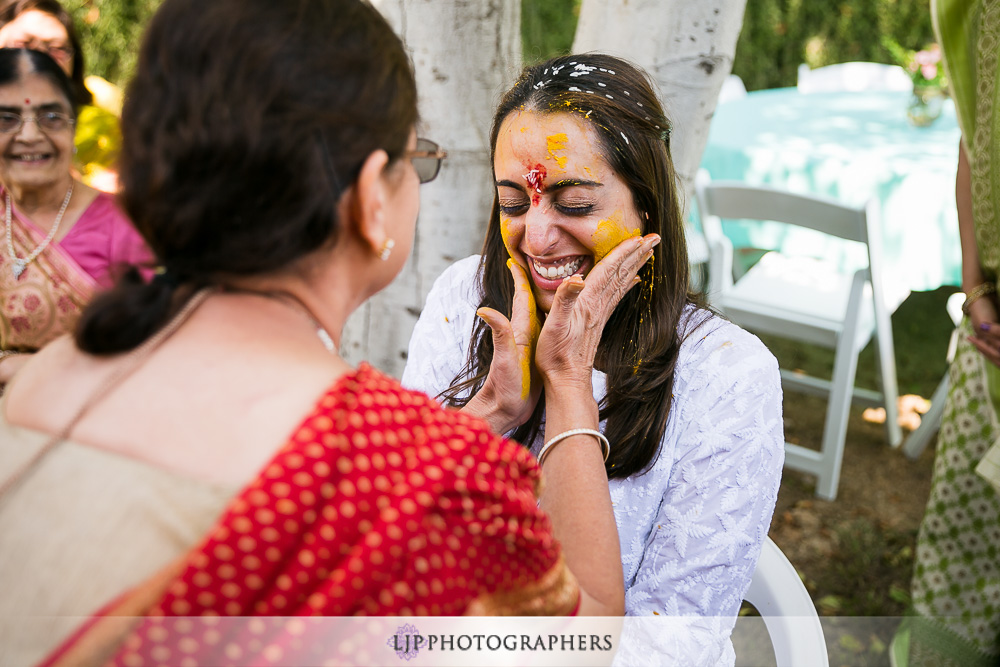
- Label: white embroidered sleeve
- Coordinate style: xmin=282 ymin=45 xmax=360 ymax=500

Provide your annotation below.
xmin=401 ymin=255 xmax=482 ymax=401
xmin=623 ymin=324 xmax=784 ymax=665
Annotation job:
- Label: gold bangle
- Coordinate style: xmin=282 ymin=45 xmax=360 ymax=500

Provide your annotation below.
xmin=962 ymin=282 xmax=997 ymax=316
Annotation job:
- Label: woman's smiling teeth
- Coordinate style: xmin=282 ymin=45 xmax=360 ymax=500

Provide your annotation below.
xmin=12 ymin=153 xmax=50 ymax=163
xmin=532 ymin=256 xmax=584 ymax=279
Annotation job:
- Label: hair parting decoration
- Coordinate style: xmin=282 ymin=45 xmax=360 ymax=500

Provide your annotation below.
xmin=74 ymin=0 xmax=417 ymax=355
xmin=439 ymin=53 xmax=708 ymax=479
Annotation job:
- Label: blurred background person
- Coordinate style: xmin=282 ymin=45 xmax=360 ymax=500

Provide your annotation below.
xmin=0 ymin=47 xmax=148 ymax=391
xmin=0 ymin=0 xmax=121 ymax=191
xmin=893 ymin=1 xmax=1000 ymax=666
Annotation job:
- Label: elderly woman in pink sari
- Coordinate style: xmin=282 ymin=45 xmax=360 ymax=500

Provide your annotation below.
xmin=0 ymin=47 xmax=149 ymax=387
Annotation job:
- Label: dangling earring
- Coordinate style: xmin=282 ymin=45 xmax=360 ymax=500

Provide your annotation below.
xmin=378 ymin=238 xmax=395 ymax=261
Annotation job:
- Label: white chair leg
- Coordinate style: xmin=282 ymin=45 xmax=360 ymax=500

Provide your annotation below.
xmin=814 ymin=341 xmax=861 ymax=501
xmin=900 ymin=299 xmax=962 ymax=460
xmin=813 ymin=273 xmax=868 ymax=501
xmin=902 ymin=373 xmax=949 ymax=460
xmin=873 ymin=300 xmax=903 ymax=447
xmin=873 ymin=323 xmax=903 ymax=447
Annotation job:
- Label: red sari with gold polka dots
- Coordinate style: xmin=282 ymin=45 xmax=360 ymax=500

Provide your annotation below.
xmin=43 ymin=364 xmax=579 ymax=666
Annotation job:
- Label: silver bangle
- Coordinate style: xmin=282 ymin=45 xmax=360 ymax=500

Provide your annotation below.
xmin=538 ymin=428 xmax=610 ymax=465
xmin=0 ymin=350 xmax=20 ymax=364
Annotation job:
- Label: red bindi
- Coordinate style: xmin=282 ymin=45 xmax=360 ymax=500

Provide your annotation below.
xmin=523 ymin=163 xmax=547 ymax=206
xmin=23 ymin=98 xmax=29 ymax=105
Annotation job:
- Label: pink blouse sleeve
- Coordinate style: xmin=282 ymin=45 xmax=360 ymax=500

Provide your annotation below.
xmin=107 ymin=198 xmax=156 ymax=282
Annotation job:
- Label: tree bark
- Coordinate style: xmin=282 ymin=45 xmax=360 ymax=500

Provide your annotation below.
xmin=341 ymin=0 xmax=520 ymax=377
xmin=573 ymin=0 xmax=748 ymax=204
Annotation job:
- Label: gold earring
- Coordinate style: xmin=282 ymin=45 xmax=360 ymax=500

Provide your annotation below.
xmin=378 ymin=238 xmax=395 ymax=261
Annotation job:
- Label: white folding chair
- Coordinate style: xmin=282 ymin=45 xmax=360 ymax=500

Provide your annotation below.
xmin=696 ymin=170 xmax=908 ymax=500
xmin=902 ymin=291 xmax=966 ymax=459
xmin=797 ymin=62 xmax=913 ymax=94
xmin=744 ymin=537 xmax=829 ymax=667
xmin=718 ymin=73 xmax=748 ymax=104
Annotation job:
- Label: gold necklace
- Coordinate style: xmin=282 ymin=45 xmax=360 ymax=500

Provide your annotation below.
xmin=5 ymin=184 xmax=74 ymax=279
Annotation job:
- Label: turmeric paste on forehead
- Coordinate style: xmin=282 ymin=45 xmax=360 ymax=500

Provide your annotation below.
xmin=546 ymin=133 xmax=569 ymax=169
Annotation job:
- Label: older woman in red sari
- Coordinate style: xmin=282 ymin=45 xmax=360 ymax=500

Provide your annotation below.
xmin=0 ymin=0 xmax=655 ymax=664
xmin=0 ymin=47 xmax=149 ymax=389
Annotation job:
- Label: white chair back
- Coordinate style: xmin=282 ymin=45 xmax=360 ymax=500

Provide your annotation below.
xmin=744 ymin=537 xmax=829 ymax=666
xmin=698 ymin=179 xmax=870 ymax=243
xmin=797 ymin=62 xmax=913 ymax=94
xmin=718 ymin=74 xmax=748 ymax=104
xmin=695 ymin=169 xmax=906 ymax=500
xmin=695 ymin=172 xmax=880 ymax=303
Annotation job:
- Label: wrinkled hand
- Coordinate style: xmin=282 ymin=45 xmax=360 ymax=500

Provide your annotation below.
xmin=535 ymin=234 xmax=660 ymax=391
xmin=967 ymin=296 xmax=1000 ymax=368
xmin=464 ymin=259 xmax=542 ymax=434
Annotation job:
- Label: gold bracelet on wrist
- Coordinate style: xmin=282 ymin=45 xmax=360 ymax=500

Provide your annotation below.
xmin=962 ymin=282 xmax=997 ymax=316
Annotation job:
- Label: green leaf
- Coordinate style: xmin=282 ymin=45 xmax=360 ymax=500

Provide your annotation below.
xmin=816 ymin=594 xmax=842 ymax=612
xmin=889 ymin=585 xmax=911 ymax=605
xmin=839 ymin=633 xmax=866 ymax=653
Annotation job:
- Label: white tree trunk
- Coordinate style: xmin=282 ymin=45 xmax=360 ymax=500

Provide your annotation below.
xmin=573 ymin=0 xmax=748 ymax=204
xmin=341 ymin=0 xmax=520 ymax=377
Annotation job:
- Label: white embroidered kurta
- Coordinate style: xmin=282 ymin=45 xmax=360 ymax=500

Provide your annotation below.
xmin=402 ymin=256 xmax=784 ymax=665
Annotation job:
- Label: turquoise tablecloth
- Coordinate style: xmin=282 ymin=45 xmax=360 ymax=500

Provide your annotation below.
xmin=698 ymin=87 xmax=962 ymax=292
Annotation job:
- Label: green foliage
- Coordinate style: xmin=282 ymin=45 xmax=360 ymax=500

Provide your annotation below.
xmin=74 ymin=104 xmax=119 ymax=171
xmin=734 ymin=0 xmax=937 ymax=91
xmin=61 ymin=0 xmax=164 ymax=88
xmin=521 ymin=0 xmax=580 ymax=66
xmin=58 ymin=0 xmax=940 ymax=96
xmin=522 ymin=0 xmax=937 ymax=92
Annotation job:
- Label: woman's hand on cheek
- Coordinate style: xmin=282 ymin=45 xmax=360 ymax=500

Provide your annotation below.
xmin=462 ymin=260 xmax=542 ymax=434
xmin=536 ymin=233 xmax=660 ymax=391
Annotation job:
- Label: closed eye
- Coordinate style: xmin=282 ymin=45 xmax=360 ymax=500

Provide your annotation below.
xmin=555 ymin=203 xmax=595 ymax=216
xmin=498 ymin=199 xmax=529 ymax=216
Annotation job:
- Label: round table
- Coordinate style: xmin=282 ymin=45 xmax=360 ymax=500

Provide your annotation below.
xmin=698 ymin=87 xmax=962 ymax=292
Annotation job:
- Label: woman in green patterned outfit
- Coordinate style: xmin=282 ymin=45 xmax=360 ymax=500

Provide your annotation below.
xmin=892 ymin=1 xmax=1000 ymax=665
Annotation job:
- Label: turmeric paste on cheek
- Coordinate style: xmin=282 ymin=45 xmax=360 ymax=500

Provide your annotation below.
xmin=592 ymin=211 xmax=641 ymax=262
xmin=500 ymin=217 xmax=516 ymax=260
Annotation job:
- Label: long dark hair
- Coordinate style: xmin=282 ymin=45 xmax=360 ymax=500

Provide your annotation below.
xmin=0 ymin=47 xmax=76 ymax=117
xmin=0 ymin=0 xmax=91 ymax=106
xmin=441 ymin=54 xmax=706 ymax=479
xmin=74 ymin=0 xmax=417 ymax=355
